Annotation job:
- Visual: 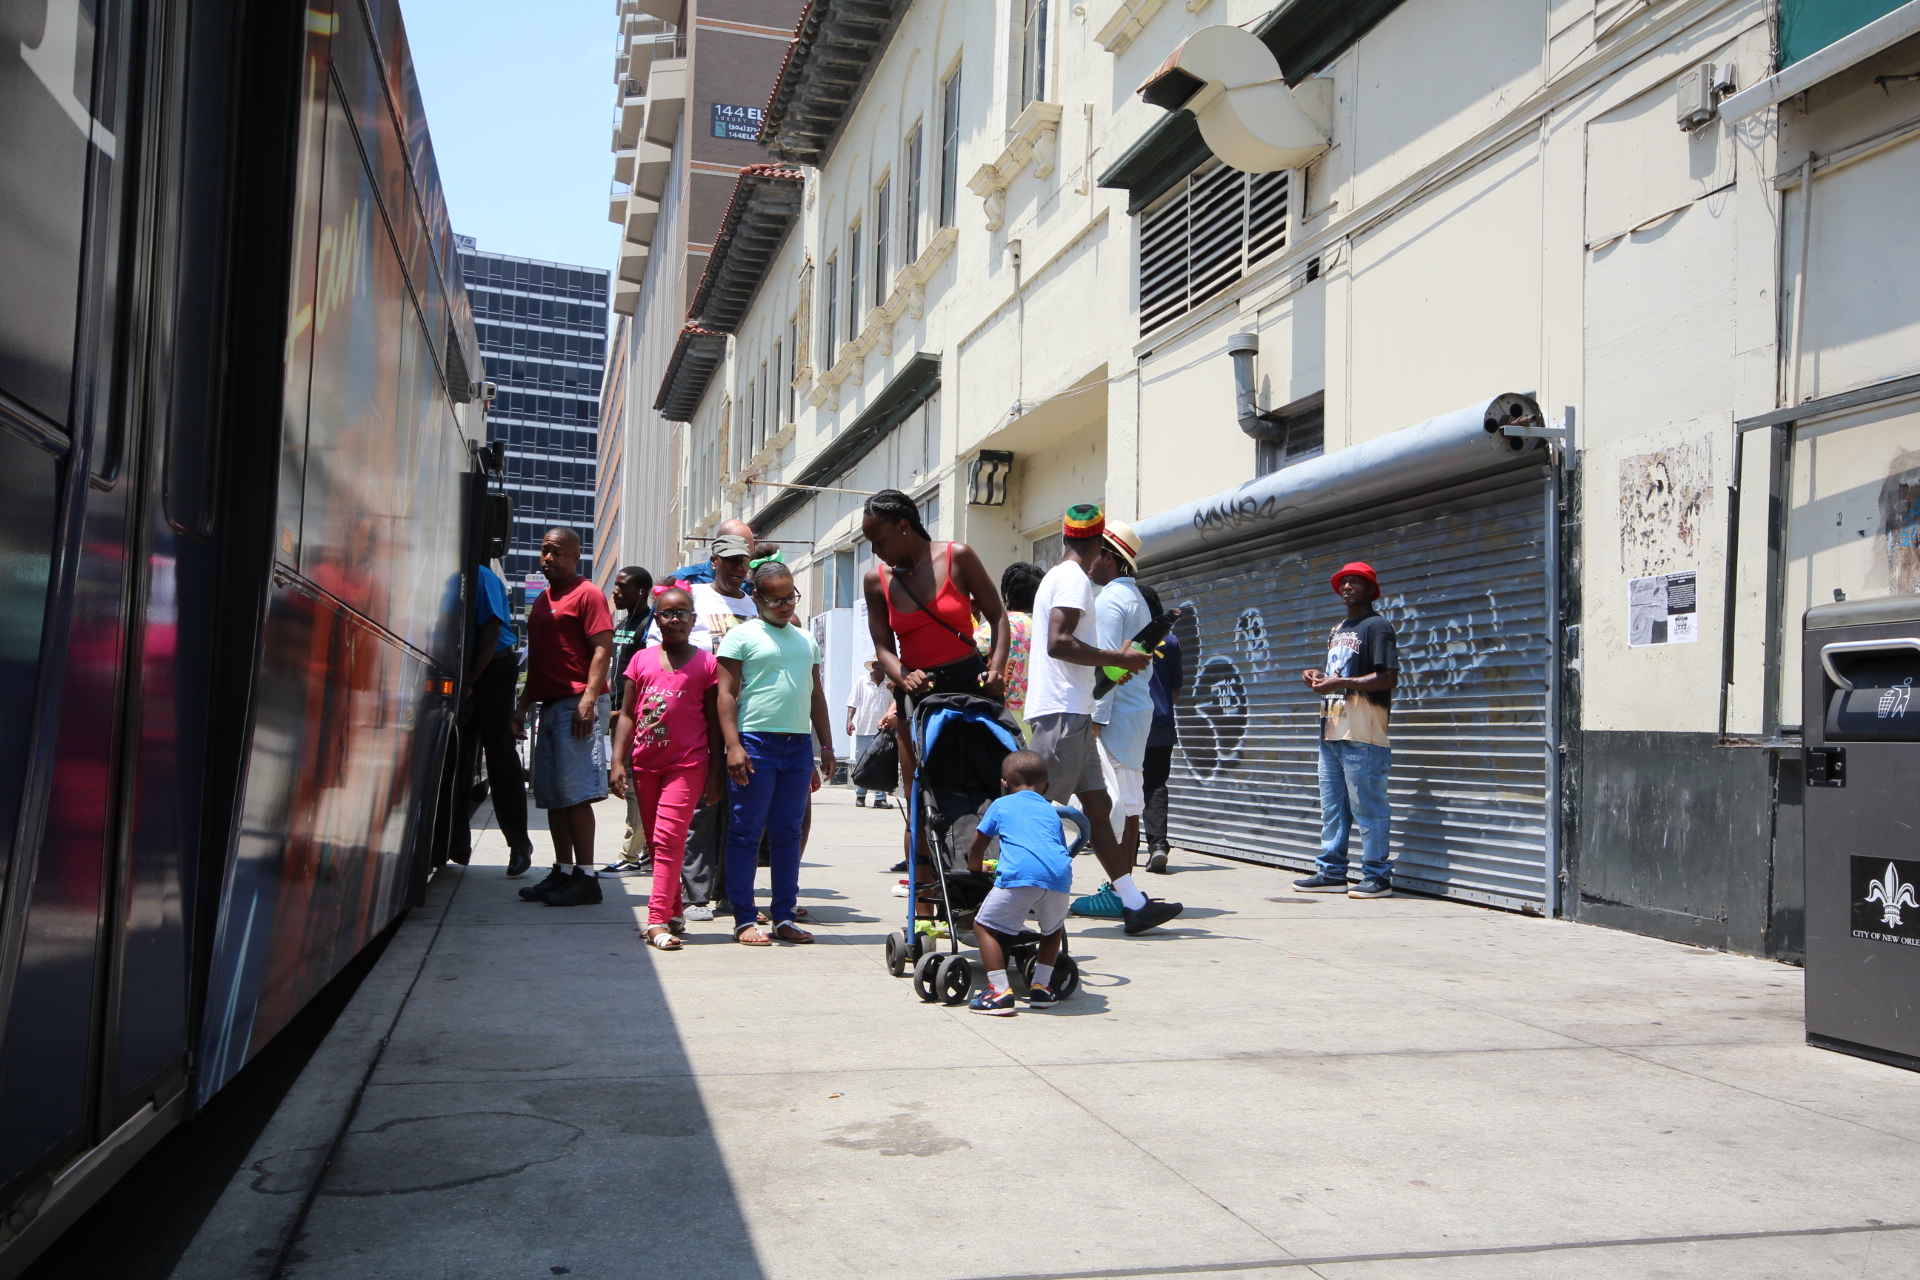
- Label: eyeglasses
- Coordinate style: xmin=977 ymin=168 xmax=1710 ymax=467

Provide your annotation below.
xmin=654 ymin=609 xmax=693 ymax=621
xmin=759 ymin=591 xmax=802 ymax=607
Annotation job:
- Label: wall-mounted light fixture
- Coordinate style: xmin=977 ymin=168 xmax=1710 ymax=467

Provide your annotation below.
xmin=968 ymin=450 xmax=1014 ymax=506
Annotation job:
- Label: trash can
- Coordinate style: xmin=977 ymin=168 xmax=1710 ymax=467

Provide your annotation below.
xmin=1803 ymin=595 xmax=1920 ymax=1072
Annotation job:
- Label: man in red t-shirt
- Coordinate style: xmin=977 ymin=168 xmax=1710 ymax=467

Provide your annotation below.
xmin=512 ymin=527 xmax=615 ymax=906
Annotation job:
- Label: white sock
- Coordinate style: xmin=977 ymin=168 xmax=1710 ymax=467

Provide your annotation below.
xmin=1114 ymin=874 xmax=1147 ymax=910
xmin=575 ymin=863 xmax=593 ymax=873
xmin=1032 ymin=963 xmax=1054 ymax=990
xmin=988 ymin=969 xmax=1009 ymax=993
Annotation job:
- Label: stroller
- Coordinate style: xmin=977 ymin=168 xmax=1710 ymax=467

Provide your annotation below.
xmin=881 ymin=692 xmax=1091 ymax=1006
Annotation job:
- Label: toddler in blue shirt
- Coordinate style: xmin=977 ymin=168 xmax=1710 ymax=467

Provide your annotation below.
xmin=967 ymin=750 xmax=1072 ymax=1014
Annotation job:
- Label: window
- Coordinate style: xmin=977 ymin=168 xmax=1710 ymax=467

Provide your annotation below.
xmin=919 ymin=490 xmax=940 ymax=537
xmin=1138 ymin=163 xmax=1289 ymax=335
xmin=845 ymin=221 xmax=862 ymax=343
xmin=772 ymin=337 xmax=784 ymax=425
xmin=828 ymin=548 xmax=853 ymax=608
xmin=1021 ymin=0 xmax=1050 ymax=107
xmin=873 ymin=178 xmax=891 ymax=309
xmin=785 ymin=318 xmax=797 ymax=418
xmin=940 ymin=66 xmax=962 ymax=228
xmin=821 ymin=253 xmax=838 ymax=359
xmin=903 ymin=125 xmax=923 ymax=263
xmin=1253 ymin=392 xmax=1324 ymax=477
xmin=758 ymin=360 xmax=769 ymax=450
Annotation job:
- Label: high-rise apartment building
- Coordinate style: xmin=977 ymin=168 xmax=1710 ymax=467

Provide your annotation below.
xmin=598 ymin=0 xmax=806 ymax=580
xmin=456 ymin=235 xmax=610 ymax=600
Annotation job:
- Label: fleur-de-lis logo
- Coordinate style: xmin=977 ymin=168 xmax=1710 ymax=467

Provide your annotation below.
xmin=1866 ymin=862 xmax=1920 ymax=928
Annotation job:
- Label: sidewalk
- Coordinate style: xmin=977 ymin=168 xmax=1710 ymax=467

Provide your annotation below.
xmin=181 ymin=788 xmax=1920 ymax=1279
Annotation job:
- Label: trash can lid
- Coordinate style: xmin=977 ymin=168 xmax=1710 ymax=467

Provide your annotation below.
xmin=1805 ymin=595 xmax=1920 ymax=631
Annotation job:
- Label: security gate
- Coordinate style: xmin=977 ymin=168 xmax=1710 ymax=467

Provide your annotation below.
xmin=1144 ymin=465 xmax=1556 ymax=910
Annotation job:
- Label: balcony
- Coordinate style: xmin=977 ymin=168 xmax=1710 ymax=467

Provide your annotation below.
xmin=613 ymin=279 xmax=640 ymax=316
xmin=643 ymin=61 xmax=686 ymax=146
xmin=618 ymin=79 xmax=646 ymax=140
xmin=630 ymin=140 xmax=672 ymax=200
xmin=618 ymin=242 xmax=649 ymax=285
xmin=623 ymin=194 xmax=659 ymax=246
xmin=607 ymin=183 xmax=628 ymax=224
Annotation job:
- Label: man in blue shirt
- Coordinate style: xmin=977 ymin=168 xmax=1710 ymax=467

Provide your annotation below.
xmin=1091 ymin=520 xmax=1155 ymax=879
xmin=459 ymin=564 xmax=534 ymax=876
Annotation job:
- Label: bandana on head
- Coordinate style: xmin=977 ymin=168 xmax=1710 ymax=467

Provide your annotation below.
xmin=1063 ymin=503 xmax=1105 ymax=540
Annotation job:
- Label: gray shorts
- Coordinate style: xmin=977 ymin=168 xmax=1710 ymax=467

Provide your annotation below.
xmin=532 ymin=695 xmax=610 ymax=809
xmin=973 ymin=885 xmax=1073 ymax=939
xmin=1027 ymin=712 xmax=1106 ymax=803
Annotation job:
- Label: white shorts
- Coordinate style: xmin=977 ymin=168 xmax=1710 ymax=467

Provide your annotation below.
xmin=1098 ymin=739 xmax=1145 ymax=818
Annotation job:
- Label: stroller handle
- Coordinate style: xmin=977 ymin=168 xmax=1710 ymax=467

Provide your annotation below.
xmin=1052 ymin=803 xmax=1093 ymax=857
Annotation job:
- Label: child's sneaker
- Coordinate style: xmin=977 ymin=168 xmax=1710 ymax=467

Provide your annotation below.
xmin=891 ymin=879 xmax=911 ymax=897
xmin=1025 ymin=985 xmax=1058 ymax=1011
xmin=968 ymin=987 xmax=1017 ymax=1016
xmin=1070 ymin=883 xmax=1124 ymax=918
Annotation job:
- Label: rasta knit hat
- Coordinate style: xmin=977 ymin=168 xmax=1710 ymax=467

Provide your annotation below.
xmin=1330 ymin=562 xmax=1379 ymax=596
xmin=1063 ymin=503 xmax=1105 ymax=540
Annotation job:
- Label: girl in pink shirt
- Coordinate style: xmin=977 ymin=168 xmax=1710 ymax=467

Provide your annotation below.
xmin=611 ymin=587 xmax=723 ymax=949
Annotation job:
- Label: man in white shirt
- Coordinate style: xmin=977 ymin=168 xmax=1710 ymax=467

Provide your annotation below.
xmin=1025 ymin=504 xmax=1183 ymax=934
xmin=845 ymin=660 xmax=895 ymax=808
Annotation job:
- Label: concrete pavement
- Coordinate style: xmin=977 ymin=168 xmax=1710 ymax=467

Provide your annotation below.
xmin=181 ymin=787 xmax=1920 ymax=1279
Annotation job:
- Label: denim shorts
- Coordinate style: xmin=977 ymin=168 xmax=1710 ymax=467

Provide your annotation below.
xmin=532 ymin=694 xmax=610 ymax=809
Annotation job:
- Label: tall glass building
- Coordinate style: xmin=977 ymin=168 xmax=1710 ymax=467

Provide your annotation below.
xmin=455 ymin=235 xmax=609 ymax=598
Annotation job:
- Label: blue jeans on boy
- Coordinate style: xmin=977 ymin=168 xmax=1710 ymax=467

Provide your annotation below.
xmin=725 ymin=732 xmax=813 ymax=930
xmin=1317 ymin=740 xmax=1392 ymax=883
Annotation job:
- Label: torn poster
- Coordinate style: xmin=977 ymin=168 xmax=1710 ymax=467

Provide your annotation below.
xmin=1629 ymin=570 xmax=1698 ymax=647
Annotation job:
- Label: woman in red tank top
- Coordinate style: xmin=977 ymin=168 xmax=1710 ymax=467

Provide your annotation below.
xmin=861 ymin=489 xmax=1009 ymax=704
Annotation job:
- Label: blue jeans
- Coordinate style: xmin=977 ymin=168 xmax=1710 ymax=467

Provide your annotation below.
xmin=725 ymin=732 xmax=813 ymax=929
xmin=1317 ymin=740 xmax=1392 ymax=883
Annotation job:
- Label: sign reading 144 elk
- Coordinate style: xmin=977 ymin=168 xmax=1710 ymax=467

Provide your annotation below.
xmin=711 ymin=103 xmax=764 ymax=140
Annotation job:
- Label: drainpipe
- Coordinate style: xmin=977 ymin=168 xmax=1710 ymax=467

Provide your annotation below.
xmin=1227 ymin=332 xmax=1285 ymax=443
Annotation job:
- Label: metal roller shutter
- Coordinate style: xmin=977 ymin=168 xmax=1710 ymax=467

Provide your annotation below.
xmin=1144 ymin=467 xmax=1554 ymax=911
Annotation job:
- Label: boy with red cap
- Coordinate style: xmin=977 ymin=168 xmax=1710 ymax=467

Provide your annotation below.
xmin=1295 ymin=562 xmax=1400 ymax=898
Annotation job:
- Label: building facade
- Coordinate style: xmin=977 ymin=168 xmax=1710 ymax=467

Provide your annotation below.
xmin=456 ymin=237 xmax=610 ymax=600
xmin=654 ymin=0 xmax=1920 ymax=961
xmin=601 ymin=0 xmax=806 ymax=581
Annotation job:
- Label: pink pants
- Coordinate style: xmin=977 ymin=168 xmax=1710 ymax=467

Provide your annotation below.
xmin=635 ymin=763 xmax=705 ymax=926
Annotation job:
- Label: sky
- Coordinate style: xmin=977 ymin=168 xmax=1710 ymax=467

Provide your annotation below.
xmin=404 ymin=0 xmax=621 ymax=274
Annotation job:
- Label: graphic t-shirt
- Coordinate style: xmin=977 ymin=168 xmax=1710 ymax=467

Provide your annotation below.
xmin=1024 ymin=560 xmax=1099 ymax=719
xmin=623 ymin=646 xmax=718 ymax=773
xmin=649 ymin=581 xmax=756 ymax=652
xmin=525 ymin=577 xmax=615 ymax=702
xmin=611 ymin=607 xmax=650 ymax=710
xmin=977 ymin=789 xmax=1073 ymax=893
xmin=718 ymin=617 xmax=821 ymax=735
xmin=976 ymin=611 xmax=1032 ymax=715
xmin=1320 ymin=611 xmax=1399 ymax=747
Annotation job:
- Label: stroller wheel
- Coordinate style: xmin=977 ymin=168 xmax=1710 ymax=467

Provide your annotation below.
xmin=911 ymin=951 xmax=943 ymax=1002
xmin=1052 ymin=954 xmax=1081 ymax=1001
xmin=884 ymin=930 xmax=910 ymax=976
xmin=936 ymin=954 xmax=973 ymax=1005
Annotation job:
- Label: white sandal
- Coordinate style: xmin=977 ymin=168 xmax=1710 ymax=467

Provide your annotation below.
xmin=646 ymin=926 xmax=682 ymax=951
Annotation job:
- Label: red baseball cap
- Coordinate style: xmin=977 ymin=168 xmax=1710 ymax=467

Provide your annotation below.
xmin=1330 ymin=562 xmax=1379 ymax=595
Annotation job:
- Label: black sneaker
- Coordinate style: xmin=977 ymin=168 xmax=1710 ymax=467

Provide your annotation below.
xmin=542 ymin=869 xmax=604 ymax=907
xmin=873 ymin=794 xmax=893 ymax=809
xmin=1025 ymin=985 xmax=1059 ymax=1011
xmin=506 ymin=845 xmax=534 ymax=878
xmin=888 ymin=860 xmax=908 ymax=874
xmin=855 ymin=794 xmax=867 ymax=808
xmin=1145 ymin=849 xmax=1170 ymax=875
xmin=968 ymin=987 xmax=1017 ymax=1016
xmin=1348 ymin=878 xmax=1394 ymax=899
xmin=1122 ymin=899 xmax=1183 ymax=935
xmin=518 ymin=866 xmax=568 ymax=901
xmin=1292 ymin=874 xmax=1349 ymax=893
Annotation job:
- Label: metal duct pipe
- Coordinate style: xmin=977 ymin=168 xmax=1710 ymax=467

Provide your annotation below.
xmin=1136 ymin=392 xmax=1545 ymax=566
xmin=1227 ymin=332 xmax=1285 ymax=442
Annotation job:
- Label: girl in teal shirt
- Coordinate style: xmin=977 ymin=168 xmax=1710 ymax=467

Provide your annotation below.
xmin=716 ymin=560 xmax=836 ymax=945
